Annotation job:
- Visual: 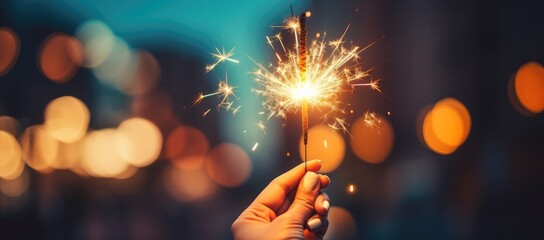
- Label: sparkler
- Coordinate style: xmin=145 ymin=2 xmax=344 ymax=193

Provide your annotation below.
xmin=252 ymin=10 xmax=381 ymax=171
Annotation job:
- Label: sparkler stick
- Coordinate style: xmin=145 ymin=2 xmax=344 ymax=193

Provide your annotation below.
xmin=298 ymin=12 xmax=310 ymax=171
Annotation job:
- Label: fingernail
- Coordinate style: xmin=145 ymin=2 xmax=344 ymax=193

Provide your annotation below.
xmin=307 ymin=218 xmax=322 ymax=231
xmin=322 ymin=200 xmax=330 ymax=211
xmin=303 ymin=172 xmax=319 ymax=190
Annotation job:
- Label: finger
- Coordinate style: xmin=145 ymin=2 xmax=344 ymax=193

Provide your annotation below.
xmin=314 ymin=192 xmax=330 ymax=216
xmin=252 ymin=159 xmax=322 ymax=212
xmin=319 ymin=174 xmax=330 ymax=189
xmin=305 ymin=215 xmax=329 ymax=239
xmin=286 ymin=171 xmax=321 ymax=223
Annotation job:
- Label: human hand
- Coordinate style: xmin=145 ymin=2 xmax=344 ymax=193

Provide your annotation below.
xmin=232 ymin=159 xmax=331 ymax=240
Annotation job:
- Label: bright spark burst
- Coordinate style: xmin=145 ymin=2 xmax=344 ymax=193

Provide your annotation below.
xmin=193 ymin=77 xmax=237 ymax=112
xmin=252 ymin=16 xmax=380 ymax=132
xmin=205 ymin=47 xmax=239 ymax=73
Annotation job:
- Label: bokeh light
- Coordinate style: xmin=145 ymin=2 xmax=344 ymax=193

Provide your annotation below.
xmin=0 ymin=169 xmax=30 ymax=197
xmin=0 ymin=27 xmax=19 ymax=76
xmin=0 ymin=116 xmax=19 ymax=136
xmin=92 ymin=37 xmax=135 ymax=90
xmin=164 ymin=166 xmax=217 ymax=202
xmin=422 ymin=98 xmax=471 ymax=155
xmin=52 ymin=139 xmax=83 ymax=169
xmin=81 ymin=129 xmax=130 ymax=178
xmin=325 ymin=207 xmax=356 ymax=240
xmin=115 ymin=117 xmax=162 ymax=167
xmin=514 ymin=61 xmax=544 ymax=114
xmin=0 ymin=130 xmax=24 ymax=180
xmin=44 ymin=96 xmax=90 ymax=143
xmin=38 ymin=34 xmax=82 ymax=83
xmin=206 ymin=143 xmax=252 ymax=187
xmin=166 ymin=126 xmax=210 ymax=170
xmin=75 ymin=20 xmax=115 ymax=68
xmin=346 ymin=183 xmax=357 ymax=195
xmin=20 ymin=125 xmax=57 ymax=173
xmin=122 ymin=50 xmax=161 ymax=95
xmin=350 ymin=114 xmax=394 ymax=164
xmin=299 ymin=125 xmax=345 ymax=172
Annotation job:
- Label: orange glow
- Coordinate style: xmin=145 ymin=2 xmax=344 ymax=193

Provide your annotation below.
xmin=44 ymin=96 xmax=90 ymax=143
xmin=0 ymin=116 xmax=18 ymax=137
xmin=20 ymin=125 xmax=57 ymax=173
xmin=346 ymin=183 xmax=357 ymax=195
xmin=515 ymin=62 xmax=544 ymax=113
xmin=81 ymin=129 xmax=130 ymax=178
xmin=122 ymin=50 xmax=161 ymax=95
xmin=0 ymin=27 xmax=19 ymax=76
xmin=114 ymin=166 xmax=139 ymax=180
xmin=325 ymin=207 xmax=356 ymax=239
xmin=422 ymin=98 xmax=471 ymax=155
xmin=164 ymin=166 xmax=217 ymax=202
xmin=38 ymin=34 xmax=82 ymax=83
xmin=52 ymin=139 xmax=83 ymax=169
xmin=299 ymin=125 xmax=345 ymax=173
xmin=0 ymin=131 xmax=24 ymax=180
xmin=350 ymin=113 xmax=394 ymax=164
xmin=206 ymin=143 xmax=252 ymax=187
xmin=115 ymin=118 xmax=162 ymax=167
xmin=166 ymin=126 xmax=210 ymax=170
xmin=0 ymin=169 xmax=29 ymax=197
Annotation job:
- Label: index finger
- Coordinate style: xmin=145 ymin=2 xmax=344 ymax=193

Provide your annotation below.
xmin=252 ymin=159 xmax=322 ymax=212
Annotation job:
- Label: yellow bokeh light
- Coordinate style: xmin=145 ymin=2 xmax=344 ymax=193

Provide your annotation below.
xmin=346 ymin=183 xmax=357 ymax=195
xmin=44 ymin=96 xmax=90 ymax=143
xmin=515 ymin=61 xmax=544 ymax=113
xmin=82 ymin=129 xmax=130 ymax=178
xmin=52 ymin=140 xmax=83 ymax=169
xmin=115 ymin=117 xmax=162 ymax=167
xmin=0 ymin=131 xmax=24 ymax=180
xmin=422 ymin=98 xmax=471 ymax=155
xmin=20 ymin=125 xmax=57 ymax=173
xmin=166 ymin=126 xmax=210 ymax=170
xmin=350 ymin=114 xmax=394 ymax=164
xmin=0 ymin=169 xmax=30 ymax=197
xmin=299 ymin=125 xmax=345 ymax=173
xmin=164 ymin=166 xmax=217 ymax=202
xmin=0 ymin=27 xmax=19 ymax=76
xmin=325 ymin=207 xmax=357 ymax=240
xmin=206 ymin=143 xmax=252 ymax=187
xmin=38 ymin=34 xmax=82 ymax=83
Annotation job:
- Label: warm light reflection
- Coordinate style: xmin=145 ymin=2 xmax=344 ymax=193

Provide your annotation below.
xmin=514 ymin=62 xmax=544 ymax=114
xmin=75 ymin=20 xmax=115 ymax=68
xmin=115 ymin=117 xmax=162 ymax=167
xmin=325 ymin=207 xmax=356 ymax=240
xmin=0 ymin=116 xmax=19 ymax=136
xmin=0 ymin=131 xmax=24 ymax=180
xmin=53 ymin=139 xmax=83 ymax=169
xmin=206 ymin=143 xmax=252 ymax=187
xmin=38 ymin=34 xmax=82 ymax=83
xmin=164 ymin=166 xmax=217 ymax=202
xmin=0 ymin=27 xmax=20 ymax=76
xmin=299 ymin=125 xmax=345 ymax=173
xmin=0 ymin=169 xmax=29 ymax=197
xmin=422 ymin=98 xmax=471 ymax=155
xmin=44 ymin=96 xmax=90 ymax=143
xmin=166 ymin=126 xmax=210 ymax=170
xmin=82 ymin=129 xmax=130 ymax=178
xmin=122 ymin=50 xmax=161 ymax=95
xmin=350 ymin=113 xmax=394 ymax=164
xmin=20 ymin=125 xmax=57 ymax=173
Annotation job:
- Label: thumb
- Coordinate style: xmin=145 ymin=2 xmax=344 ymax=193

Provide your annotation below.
xmin=287 ymin=171 xmax=321 ymax=224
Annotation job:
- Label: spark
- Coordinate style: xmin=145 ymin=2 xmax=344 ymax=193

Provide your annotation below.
xmin=323 ymin=140 xmax=328 ymax=148
xmin=252 ymin=13 xmax=380 ymax=132
xmin=257 ymin=121 xmax=266 ymax=134
xmin=205 ymin=47 xmax=239 ymax=73
xmin=193 ymin=74 xmax=238 ymax=113
xmin=203 ymin=109 xmax=211 ymax=116
xmin=252 ymin=142 xmax=259 ymax=151
xmin=363 ymin=111 xmax=381 ymax=128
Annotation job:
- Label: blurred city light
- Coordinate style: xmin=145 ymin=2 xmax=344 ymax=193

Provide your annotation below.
xmin=299 ymin=124 xmax=345 ymax=172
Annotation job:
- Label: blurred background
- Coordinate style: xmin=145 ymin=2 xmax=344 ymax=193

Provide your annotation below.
xmin=1 ymin=0 xmax=543 ymax=239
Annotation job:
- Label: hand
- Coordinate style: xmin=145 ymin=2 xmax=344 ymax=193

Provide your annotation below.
xmin=232 ymin=159 xmax=331 ymax=240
